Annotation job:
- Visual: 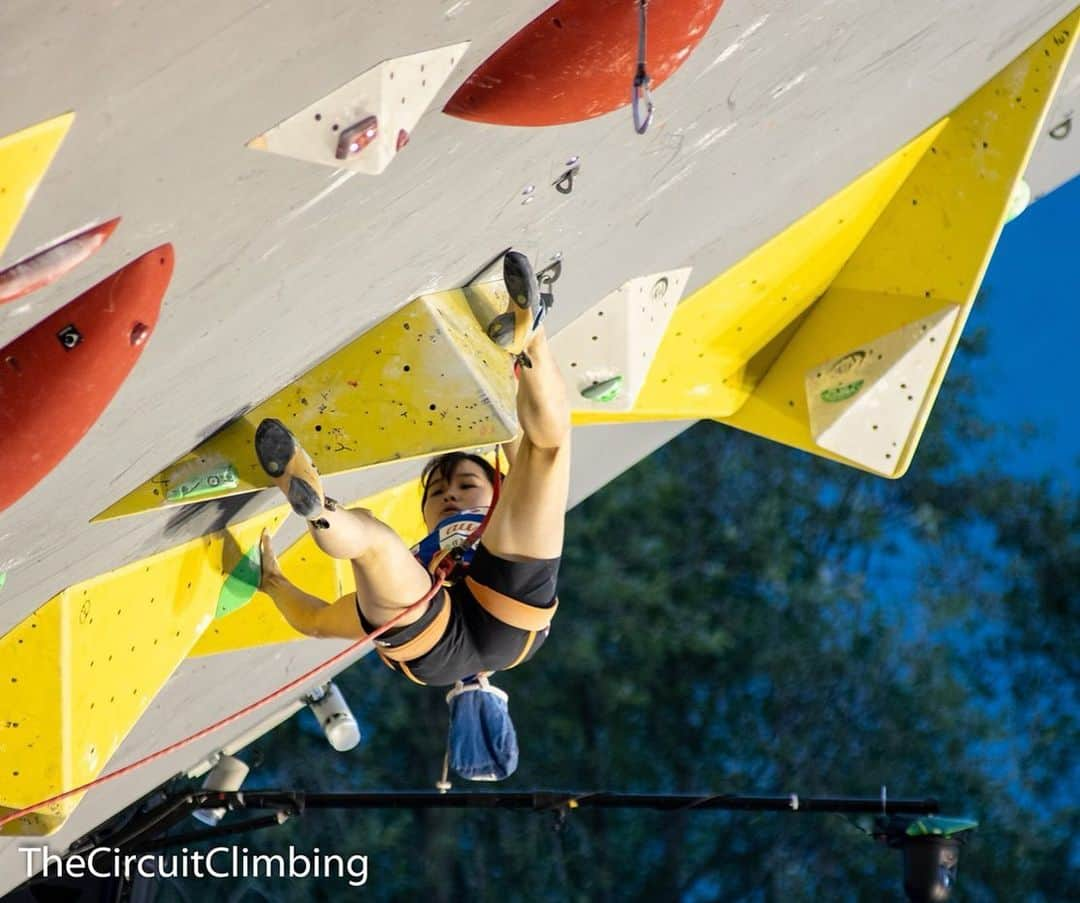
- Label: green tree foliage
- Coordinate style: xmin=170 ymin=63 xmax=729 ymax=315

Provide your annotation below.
xmin=156 ymin=332 xmax=1077 ymax=902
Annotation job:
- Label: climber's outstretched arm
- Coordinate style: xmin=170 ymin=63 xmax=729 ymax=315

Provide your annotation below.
xmin=259 ymin=531 xmax=369 ymax=639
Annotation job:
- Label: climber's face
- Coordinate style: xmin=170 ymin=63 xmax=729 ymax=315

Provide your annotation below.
xmin=421 ymin=459 xmax=494 ymax=532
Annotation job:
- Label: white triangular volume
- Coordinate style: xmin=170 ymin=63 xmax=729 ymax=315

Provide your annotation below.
xmin=552 ymin=268 xmax=692 ymax=412
xmin=806 ymin=305 xmax=961 ymax=474
xmin=248 ymin=42 xmax=469 ymax=174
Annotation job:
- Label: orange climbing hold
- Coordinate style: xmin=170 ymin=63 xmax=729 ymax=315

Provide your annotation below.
xmin=0 ymin=218 xmax=120 ymax=306
xmin=0 ymin=245 xmax=174 ymax=512
xmin=444 ymin=0 xmax=725 ymax=127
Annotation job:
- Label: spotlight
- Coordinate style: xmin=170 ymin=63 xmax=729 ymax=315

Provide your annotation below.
xmin=876 ymin=815 xmax=978 ymax=903
xmin=185 ymin=700 xmax=305 ymax=782
xmin=305 ymin=681 xmax=361 ymax=752
xmin=192 ymin=754 xmax=249 ymax=826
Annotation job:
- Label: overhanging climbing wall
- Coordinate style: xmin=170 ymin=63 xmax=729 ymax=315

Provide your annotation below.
xmin=572 ymin=11 xmax=1079 ymax=478
xmin=0 ymin=473 xmax=433 ymax=834
xmin=0 ymin=508 xmax=286 ymax=835
xmin=719 ymin=12 xmax=1079 ymax=476
xmin=0 ymin=0 xmax=1073 ymax=876
xmin=572 ymin=121 xmax=946 ymax=424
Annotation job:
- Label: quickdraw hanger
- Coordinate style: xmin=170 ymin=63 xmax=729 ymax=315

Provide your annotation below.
xmin=632 ymin=0 xmax=654 ymax=134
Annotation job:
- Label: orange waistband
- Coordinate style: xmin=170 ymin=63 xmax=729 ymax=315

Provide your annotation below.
xmin=367 ymin=593 xmax=451 ymax=663
xmin=464 ymin=576 xmax=558 ymax=632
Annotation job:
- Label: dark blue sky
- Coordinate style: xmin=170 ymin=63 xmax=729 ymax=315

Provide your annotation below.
xmin=968 ymin=174 xmax=1080 ymax=483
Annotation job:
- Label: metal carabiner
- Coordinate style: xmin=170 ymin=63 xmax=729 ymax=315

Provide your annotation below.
xmin=632 ymin=0 xmax=653 ymax=134
xmin=632 ymin=67 xmax=654 ymax=134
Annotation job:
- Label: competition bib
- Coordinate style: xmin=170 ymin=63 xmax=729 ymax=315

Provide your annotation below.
xmin=412 ymin=508 xmax=489 ymax=572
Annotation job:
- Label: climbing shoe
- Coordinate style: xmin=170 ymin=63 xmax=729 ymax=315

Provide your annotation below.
xmin=486 ymin=251 xmax=550 ymax=363
xmin=254 ymin=418 xmax=325 ymax=520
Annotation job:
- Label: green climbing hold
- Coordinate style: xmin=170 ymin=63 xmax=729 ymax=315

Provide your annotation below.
xmin=820 ymin=380 xmax=864 ymax=403
xmin=166 ymin=462 xmax=239 ymax=502
xmin=904 ymin=815 xmax=979 ymax=837
xmin=0 ymin=572 xmax=6 ymax=591
xmin=215 ymin=542 xmax=263 ymax=618
xmin=581 ymin=375 xmax=624 ymax=403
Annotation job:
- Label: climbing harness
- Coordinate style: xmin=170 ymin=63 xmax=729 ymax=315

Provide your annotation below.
xmin=632 ymin=0 xmax=655 ymax=134
xmin=366 ymin=454 xmax=503 ymax=682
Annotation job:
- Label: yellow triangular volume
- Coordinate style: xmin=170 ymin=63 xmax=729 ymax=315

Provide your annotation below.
xmin=0 ymin=113 xmax=74 ymax=259
xmin=95 ymin=289 xmax=517 ymax=521
xmin=572 ymin=119 xmax=945 ymax=426
xmin=722 ymin=10 xmax=1079 ymax=476
xmin=0 ymin=507 xmax=287 ymax=835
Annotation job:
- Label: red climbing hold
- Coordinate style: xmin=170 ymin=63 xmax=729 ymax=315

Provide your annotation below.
xmin=0 ymin=217 xmax=121 ymax=306
xmin=0 ymin=244 xmax=174 ymax=512
xmin=443 ymin=0 xmax=725 ymax=127
xmin=335 ymin=116 xmax=378 ymax=160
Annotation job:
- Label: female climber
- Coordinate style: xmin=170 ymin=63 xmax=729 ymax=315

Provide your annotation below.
xmin=254 ymin=252 xmax=570 ymax=780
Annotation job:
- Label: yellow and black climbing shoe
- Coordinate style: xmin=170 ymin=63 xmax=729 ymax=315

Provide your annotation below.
xmin=487 ymin=251 xmax=549 ymax=360
xmin=503 ymin=250 xmax=540 ymax=314
xmin=254 ymin=418 xmax=325 ymax=520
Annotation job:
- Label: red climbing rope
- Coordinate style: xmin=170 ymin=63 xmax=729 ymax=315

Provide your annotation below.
xmin=0 ymin=451 xmax=503 ymax=832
